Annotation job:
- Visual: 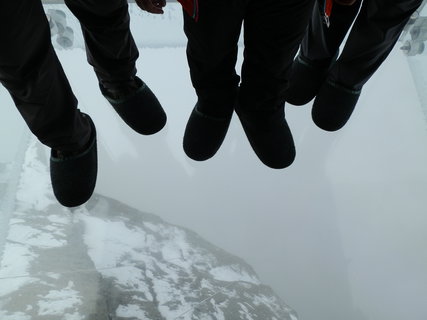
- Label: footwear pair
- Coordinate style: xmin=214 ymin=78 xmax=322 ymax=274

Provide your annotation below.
xmin=286 ymin=53 xmax=361 ymax=131
xmin=50 ymin=77 xmax=167 ymax=207
xmin=183 ymin=102 xmax=295 ymax=169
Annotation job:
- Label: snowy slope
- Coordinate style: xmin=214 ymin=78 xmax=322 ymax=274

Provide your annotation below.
xmin=0 ymin=138 xmax=297 ymax=320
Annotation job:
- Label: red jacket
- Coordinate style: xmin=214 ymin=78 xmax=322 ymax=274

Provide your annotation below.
xmin=177 ymin=0 xmax=199 ymax=21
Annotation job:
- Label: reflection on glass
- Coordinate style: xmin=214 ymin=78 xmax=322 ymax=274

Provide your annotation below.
xmin=1 ymin=1 xmax=427 ymax=320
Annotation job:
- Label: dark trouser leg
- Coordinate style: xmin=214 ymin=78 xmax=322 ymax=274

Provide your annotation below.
xmin=330 ymin=0 xmax=423 ymax=90
xmin=64 ymin=0 xmax=138 ymax=90
xmin=182 ymin=0 xmax=243 ymax=161
xmin=301 ymin=0 xmax=362 ymax=62
xmin=234 ymin=0 xmax=315 ymax=169
xmin=284 ymin=0 xmax=360 ymax=106
xmin=240 ymin=0 xmax=315 ymax=111
xmin=312 ymin=0 xmax=423 ymax=131
xmin=0 ymin=0 xmax=90 ymax=152
xmin=183 ymin=0 xmax=243 ymax=117
xmin=66 ymin=0 xmax=166 ymax=136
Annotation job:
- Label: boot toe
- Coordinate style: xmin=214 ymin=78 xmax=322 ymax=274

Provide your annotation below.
xmin=236 ymin=106 xmax=295 ymax=169
xmin=312 ymin=80 xmax=361 ymax=132
xmin=183 ymin=104 xmax=233 ymax=161
xmin=101 ymin=77 xmax=167 ymax=135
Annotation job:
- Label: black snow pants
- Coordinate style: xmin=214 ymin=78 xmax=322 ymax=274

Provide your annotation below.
xmin=301 ymin=0 xmax=423 ymax=90
xmin=0 ymin=0 xmax=138 ymax=152
xmin=183 ymin=0 xmax=316 ymax=114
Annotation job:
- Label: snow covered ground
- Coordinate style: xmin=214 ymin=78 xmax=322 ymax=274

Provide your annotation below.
xmin=1 ymin=3 xmax=427 ymax=320
xmin=0 ymin=138 xmax=297 ymax=319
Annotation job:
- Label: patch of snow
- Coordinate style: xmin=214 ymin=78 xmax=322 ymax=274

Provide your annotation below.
xmin=37 ymin=281 xmax=82 ymax=316
xmin=152 ymin=276 xmax=190 ymax=319
xmin=102 ymin=266 xmax=152 ymax=300
xmin=0 ymin=243 xmax=36 ymax=296
xmin=209 ymin=265 xmax=260 ymax=285
xmin=290 ymin=314 xmax=299 ymax=320
xmin=7 ymin=224 xmax=66 ymax=248
xmin=0 ymin=311 xmax=31 ymax=320
xmin=9 ymin=218 xmax=25 ymax=225
xmin=143 ymin=221 xmax=160 ymax=233
xmin=46 ymin=272 xmax=61 ymax=280
xmin=47 ymin=214 xmax=70 ymax=225
xmin=15 ymin=139 xmax=55 ymax=211
xmin=239 ymin=302 xmax=255 ymax=320
xmin=80 ymin=215 xmax=149 ymax=268
xmin=209 ymin=300 xmax=227 ymax=320
xmin=201 ymin=279 xmax=215 ymax=290
xmin=116 ymin=304 xmax=149 ymax=318
xmin=160 ymin=228 xmax=193 ymax=270
xmin=64 ymin=313 xmax=85 ymax=320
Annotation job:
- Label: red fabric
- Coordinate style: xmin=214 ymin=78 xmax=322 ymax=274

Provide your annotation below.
xmin=177 ymin=0 xmax=199 ymax=21
xmin=322 ymin=0 xmax=334 ymax=27
xmin=325 ymin=0 xmax=333 ymax=17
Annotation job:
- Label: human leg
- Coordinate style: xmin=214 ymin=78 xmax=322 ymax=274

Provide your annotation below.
xmin=286 ymin=0 xmax=362 ymax=105
xmin=64 ymin=0 xmax=137 ymax=88
xmin=0 ymin=0 xmax=97 ymax=207
xmin=313 ymin=0 xmax=423 ymax=131
xmin=65 ymin=0 xmax=166 ymax=134
xmin=236 ymin=0 xmax=315 ymax=169
xmin=329 ymin=0 xmax=422 ymax=89
xmin=182 ymin=0 xmax=243 ymax=160
xmin=301 ymin=0 xmax=363 ymax=62
xmin=0 ymin=0 xmax=91 ymax=152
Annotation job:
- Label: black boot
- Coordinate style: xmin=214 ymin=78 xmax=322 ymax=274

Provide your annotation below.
xmin=183 ymin=102 xmax=234 ymax=161
xmin=100 ymin=76 xmax=167 ymax=135
xmin=312 ymin=80 xmax=361 ymax=131
xmin=235 ymin=105 xmax=295 ymax=169
xmin=285 ymin=53 xmax=337 ymax=106
xmin=50 ymin=113 xmax=97 ymax=207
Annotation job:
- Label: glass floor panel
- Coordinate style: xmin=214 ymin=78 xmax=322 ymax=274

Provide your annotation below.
xmin=1 ymin=2 xmax=427 ymax=319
